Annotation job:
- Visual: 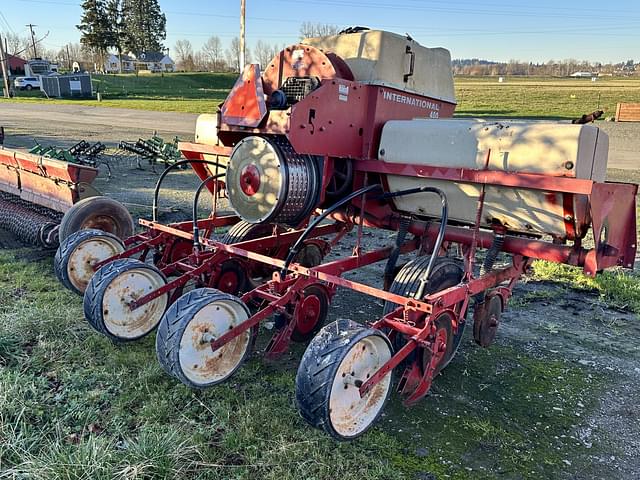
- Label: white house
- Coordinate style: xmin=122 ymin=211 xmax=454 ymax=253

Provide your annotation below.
xmin=104 ymin=52 xmax=175 ymax=73
xmin=131 ymin=52 xmax=175 ymax=72
xmin=104 ymin=53 xmax=136 ymax=73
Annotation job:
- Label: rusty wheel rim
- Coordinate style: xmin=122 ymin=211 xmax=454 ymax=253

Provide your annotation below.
xmin=328 ymin=334 xmax=392 ymax=438
xmin=102 ymin=268 xmax=168 ymax=339
xmin=68 ymin=237 xmax=123 ymax=293
xmin=178 ymin=298 xmax=250 ymax=386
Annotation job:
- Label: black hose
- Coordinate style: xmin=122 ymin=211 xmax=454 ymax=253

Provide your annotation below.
xmin=152 ymin=159 xmax=227 ymax=222
xmin=409 ymin=187 xmax=449 ymax=300
xmin=191 ymin=174 xmax=225 ymax=247
xmin=279 ymin=184 xmax=383 ymax=278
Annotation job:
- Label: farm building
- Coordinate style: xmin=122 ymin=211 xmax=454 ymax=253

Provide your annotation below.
xmin=7 ymin=54 xmax=27 ymax=75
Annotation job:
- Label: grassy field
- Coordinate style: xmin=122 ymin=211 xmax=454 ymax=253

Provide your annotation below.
xmin=2 ymin=243 xmax=632 ymax=480
xmin=3 ymin=73 xmax=640 ymax=118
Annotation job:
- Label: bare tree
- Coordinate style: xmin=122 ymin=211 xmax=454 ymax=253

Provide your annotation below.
xmin=174 ymin=39 xmax=195 ymax=71
xmin=299 ymin=22 xmax=339 ymax=39
xmin=202 ymin=35 xmax=223 ymax=71
xmin=253 ymin=40 xmax=274 ymax=68
xmin=4 ymin=32 xmax=32 ymax=57
xmin=226 ymin=37 xmax=241 ymax=72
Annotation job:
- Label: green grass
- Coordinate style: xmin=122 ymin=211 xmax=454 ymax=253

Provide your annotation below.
xmin=3 ymin=73 xmax=640 ymax=117
xmin=455 ymin=76 xmax=640 ymax=119
xmin=0 ymin=249 xmax=608 ymax=479
xmin=4 ymin=72 xmax=237 ymax=114
xmin=531 ymin=261 xmax=640 ymax=313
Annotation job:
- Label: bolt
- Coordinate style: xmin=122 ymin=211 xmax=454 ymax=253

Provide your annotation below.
xmin=201 ymin=332 xmax=216 ymax=344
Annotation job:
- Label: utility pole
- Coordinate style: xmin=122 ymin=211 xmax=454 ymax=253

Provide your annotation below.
xmin=239 ymin=0 xmax=245 ymax=72
xmin=26 ymin=24 xmax=38 ymax=58
xmin=0 ymin=33 xmax=11 ymax=98
xmin=66 ymin=44 xmax=71 ymax=70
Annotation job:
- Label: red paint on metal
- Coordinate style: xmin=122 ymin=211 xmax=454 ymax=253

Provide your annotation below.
xmin=288 ymin=81 xmax=455 ymax=160
xmin=220 ymin=64 xmax=267 ymax=128
xmin=239 ymin=164 xmax=260 ymax=196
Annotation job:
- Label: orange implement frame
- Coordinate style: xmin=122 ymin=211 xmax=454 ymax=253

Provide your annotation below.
xmin=0 ymin=147 xmax=98 ymax=212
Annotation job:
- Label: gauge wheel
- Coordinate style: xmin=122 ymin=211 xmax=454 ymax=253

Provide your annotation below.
xmin=59 ymin=196 xmax=134 ymax=242
xmin=296 ymin=319 xmax=393 ymax=440
xmin=83 ymin=258 xmax=169 ymax=342
xmin=383 ymin=255 xmax=464 ymax=372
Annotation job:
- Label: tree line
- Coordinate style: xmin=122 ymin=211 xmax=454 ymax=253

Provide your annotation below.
xmin=453 ymin=58 xmax=638 ymax=76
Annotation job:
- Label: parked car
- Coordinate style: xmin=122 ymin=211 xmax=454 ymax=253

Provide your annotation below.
xmin=14 ymin=77 xmax=41 ymax=91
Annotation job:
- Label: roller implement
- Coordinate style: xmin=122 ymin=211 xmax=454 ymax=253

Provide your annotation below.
xmin=0 ymin=145 xmax=133 ymax=247
xmin=54 ymin=29 xmax=637 ymax=440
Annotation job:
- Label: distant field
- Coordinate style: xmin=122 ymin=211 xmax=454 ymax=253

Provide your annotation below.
xmin=455 ymin=76 xmax=640 ymax=119
xmin=3 ymin=73 xmax=640 ymax=118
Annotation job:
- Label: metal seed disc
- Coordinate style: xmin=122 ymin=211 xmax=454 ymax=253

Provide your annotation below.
xmin=178 ymin=298 xmax=251 ymax=386
xmin=226 ymin=136 xmax=286 ymax=224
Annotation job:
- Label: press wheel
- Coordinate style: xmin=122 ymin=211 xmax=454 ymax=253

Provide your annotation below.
xmin=296 ymin=319 xmax=393 ymax=440
xmin=155 ymin=288 xmax=255 ymax=388
xmin=83 ymin=258 xmax=169 ymax=342
xmin=55 ymin=228 xmax=124 ymax=295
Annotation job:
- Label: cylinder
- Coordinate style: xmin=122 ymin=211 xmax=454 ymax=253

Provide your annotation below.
xmin=226 ymin=136 xmax=321 ymax=226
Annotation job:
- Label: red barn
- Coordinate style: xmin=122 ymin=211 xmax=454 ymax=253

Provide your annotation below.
xmin=7 ymin=54 xmax=27 ymax=75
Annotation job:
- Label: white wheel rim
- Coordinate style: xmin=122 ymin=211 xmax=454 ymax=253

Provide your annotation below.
xmin=68 ymin=237 xmax=123 ymax=293
xmin=329 ymin=334 xmax=392 ymax=438
xmin=102 ymin=267 xmax=168 ymax=339
xmin=178 ymin=298 xmax=250 ymax=386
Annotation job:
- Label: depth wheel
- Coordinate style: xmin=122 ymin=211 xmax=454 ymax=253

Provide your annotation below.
xmin=155 ymin=288 xmax=255 ymax=388
xmin=296 ymin=319 xmax=393 ymax=440
xmin=220 ymin=220 xmax=279 ymax=247
xmin=209 ymin=259 xmax=249 ymax=296
xmin=384 ymin=256 xmax=464 ymax=371
xmin=54 ymin=228 xmax=125 ymax=295
xmin=83 ymin=258 xmax=169 ymax=342
xmin=59 ymin=196 xmax=134 ymax=242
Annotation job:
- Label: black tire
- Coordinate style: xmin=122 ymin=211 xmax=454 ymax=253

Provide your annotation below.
xmin=83 ymin=258 xmax=168 ymax=342
xmin=54 ymin=228 xmax=124 ymax=295
xmin=59 ymin=196 xmax=134 ymax=242
xmin=383 ymin=256 xmax=464 ymax=370
xmin=220 ymin=221 xmax=275 ymax=245
xmin=155 ymin=288 xmax=255 ymax=388
xmin=295 ymin=319 xmax=393 ymax=440
xmin=25 ymin=84 xmax=33 ymax=91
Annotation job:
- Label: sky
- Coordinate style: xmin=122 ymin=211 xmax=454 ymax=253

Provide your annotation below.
xmin=1 ymin=0 xmax=639 ymax=63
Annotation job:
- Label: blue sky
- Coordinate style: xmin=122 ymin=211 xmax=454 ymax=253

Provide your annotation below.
xmin=1 ymin=0 xmax=639 ymax=63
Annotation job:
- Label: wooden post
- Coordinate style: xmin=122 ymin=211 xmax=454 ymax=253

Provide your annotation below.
xmin=0 ymin=34 xmax=11 ymax=98
xmin=239 ymin=0 xmax=246 ymax=72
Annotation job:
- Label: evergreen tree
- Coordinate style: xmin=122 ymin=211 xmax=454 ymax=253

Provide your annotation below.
xmin=77 ymin=0 xmax=111 ymax=61
xmin=105 ymin=0 xmax=124 ymax=71
xmin=121 ymin=0 xmax=166 ymax=54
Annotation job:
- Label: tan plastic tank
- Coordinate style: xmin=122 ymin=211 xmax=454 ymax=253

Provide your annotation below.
xmin=379 ymin=119 xmax=609 ymax=240
xmin=302 ymin=30 xmax=455 ymax=104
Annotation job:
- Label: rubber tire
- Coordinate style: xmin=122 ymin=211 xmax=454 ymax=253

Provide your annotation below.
xmin=220 ymin=221 xmax=275 ymax=245
xmin=54 ymin=228 xmax=124 ymax=295
xmin=83 ymin=258 xmax=167 ymax=342
xmin=295 ymin=319 xmax=393 ymax=440
xmin=25 ymin=84 xmax=32 ymax=91
xmin=383 ymin=256 xmax=464 ymax=371
xmin=59 ymin=196 xmax=134 ymax=242
xmin=155 ymin=287 xmax=255 ymax=388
